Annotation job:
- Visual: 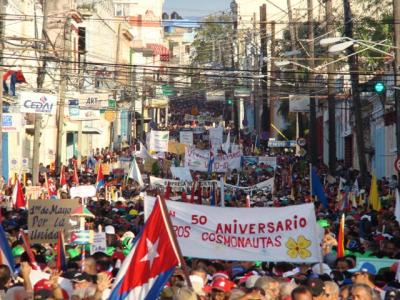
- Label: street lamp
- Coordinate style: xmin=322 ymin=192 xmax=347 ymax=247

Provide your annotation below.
xmin=274 ymin=60 xmax=314 ymax=71
xmin=320 ymin=37 xmax=393 ymax=56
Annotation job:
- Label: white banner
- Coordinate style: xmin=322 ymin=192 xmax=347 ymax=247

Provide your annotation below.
xmin=258 ymin=156 xmax=277 ymax=169
xmin=20 ymin=92 xmax=57 ymax=114
xmin=170 ymin=167 xmax=193 ymax=182
xmin=149 ymin=176 xmax=215 ymax=190
xmin=69 ymin=109 xmax=101 ymax=121
xmin=149 ymin=176 xmax=272 ymax=192
xmin=145 ymin=197 xmax=321 ymax=262
xmin=148 ymin=131 xmax=169 ymax=152
xmin=180 ymin=131 xmax=193 ymax=146
xmin=224 ymin=177 xmax=274 ymax=192
xmin=78 ymin=93 xmax=110 ymax=109
xmin=185 ymin=147 xmax=242 ymax=173
xmin=209 ymin=127 xmax=224 ymax=146
xmin=2 ymin=113 xmax=22 ymax=132
xmin=70 ymin=185 xmax=96 ymax=198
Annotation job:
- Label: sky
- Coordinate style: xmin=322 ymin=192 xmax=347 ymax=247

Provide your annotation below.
xmin=163 ymin=0 xmax=230 ymax=17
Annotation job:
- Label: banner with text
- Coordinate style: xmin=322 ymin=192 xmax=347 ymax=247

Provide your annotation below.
xmin=185 ymin=147 xmax=241 ymax=173
xmin=28 ymin=199 xmax=79 ymax=243
xmin=145 ymin=197 xmax=320 ymax=262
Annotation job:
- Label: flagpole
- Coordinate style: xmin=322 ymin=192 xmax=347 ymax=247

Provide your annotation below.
xmin=309 ymin=163 xmax=313 ymax=201
xmin=158 ymin=195 xmax=192 ymax=288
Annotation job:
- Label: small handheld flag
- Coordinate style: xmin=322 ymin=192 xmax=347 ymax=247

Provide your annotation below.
xmin=95 ymin=163 xmax=105 ymax=190
xmin=0 ymin=224 xmax=15 ymax=274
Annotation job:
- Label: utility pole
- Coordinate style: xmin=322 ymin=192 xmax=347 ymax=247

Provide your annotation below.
xmin=0 ymin=0 xmax=4 ymax=180
xmin=55 ymin=14 xmax=71 ymax=173
xmin=325 ymin=0 xmax=336 ymax=174
xmin=32 ymin=0 xmax=49 ymax=185
xmin=260 ymin=4 xmax=269 ymax=138
xmin=140 ymin=68 xmax=146 ymax=142
xmin=343 ymin=0 xmax=367 ymax=186
xmin=308 ymin=0 xmax=317 ymax=166
xmin=270 ymin=21 xmax=276 ymax=138
xmin=394 ymin=0 xmax=400 ymax=185
xmin=231 ymin=0 xmax=240 ymax=141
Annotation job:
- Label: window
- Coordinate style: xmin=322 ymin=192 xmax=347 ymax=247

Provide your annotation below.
xmin=115 ymin=3 xmax=124 ymax=16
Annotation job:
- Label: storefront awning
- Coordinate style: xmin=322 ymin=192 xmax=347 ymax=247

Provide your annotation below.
xmin=146 ymin=43 xmax=169 ymax=61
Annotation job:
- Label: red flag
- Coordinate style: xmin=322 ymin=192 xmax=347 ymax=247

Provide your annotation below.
xmin=19 ymin=230 xmax=39 ymax=270
xmin=60 ymin=165 xmax=67 ymax=186
xmin=12 ymin=179 xmax=26 ymax=209
xmin=197 ymin=182 xmax=202 ymax=205
xmin=165 ymin=182 xmax=171 ymax=200
xmin=181 ymin=191 xmax=187 ymax=202
xmin=56 ymin=231 xmax=66 ymax=272
xmin=337 ymin=214 xmax=345 ymax=258
xmin=73 ymin=164 xmax=79 ymax=185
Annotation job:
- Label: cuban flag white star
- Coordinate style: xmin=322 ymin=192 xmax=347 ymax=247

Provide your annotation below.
xmin=140 ymin=238 xmax=160 ymax=270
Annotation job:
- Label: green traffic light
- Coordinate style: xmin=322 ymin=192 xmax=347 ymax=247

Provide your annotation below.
xmin=374 ymin=82 xmax=385 ymax=94
xmin=227 ymin=99 xmax=233 ymax=105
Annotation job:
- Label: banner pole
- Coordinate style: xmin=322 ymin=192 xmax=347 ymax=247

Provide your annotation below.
xmin=158 ymin=195 xmax=192 ymax=288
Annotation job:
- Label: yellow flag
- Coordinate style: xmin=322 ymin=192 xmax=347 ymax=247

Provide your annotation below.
xmin=369 ymin=175 xmax=381 ymax=211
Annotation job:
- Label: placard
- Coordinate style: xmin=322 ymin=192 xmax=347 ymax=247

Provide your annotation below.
xmin=148 ymin=130 xmax=169 ymax=152
xmin=90 ymin=232 xmax=107 ymax=254
xmin=209 ymin=127 xmax=223 ymax=146
xmin=28 ymin=199 xmax=79 ymax=243
xmin=145 ymin=197 xmax=321 ymax=262
xmin=180 ymin=131 xmax=194 ymax=146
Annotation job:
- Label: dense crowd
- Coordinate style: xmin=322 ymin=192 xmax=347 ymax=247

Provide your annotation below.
xmin=0 ymin=123 xmax=399 ymax=299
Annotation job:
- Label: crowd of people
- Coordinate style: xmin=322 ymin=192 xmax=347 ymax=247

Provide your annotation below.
xmin=0 ymin=118 xmax=399 ymax=299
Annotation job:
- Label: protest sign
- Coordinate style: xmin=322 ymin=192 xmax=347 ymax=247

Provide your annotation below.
xmin=209 ymin=127 xmax=223 ymax=146
xmin=145 ymin=197 xmax=321 ymax=262
xmin=90 ymin=232 xmax=107 ymax=254
xmin=70 ymin=185 xmax=96 ymax=198
xmin=180 ymin=131 xmax=193 ymax=146
xmin=168 ymin=140 xmax=186 ymax=155
xmin=259 ymin=156 xmax=277 ymax=169
xmin=148 ymin=130 xmax=169 ymax=152
xmin=185 ymin=147 xmax=242 ymax=173
xmin=170 ymin=167 xmax=193 ymax=182
xmin=28 ymin=199 xmax=79 ymax=243
xmin=25 ymin=186 xmax=43 ymax=200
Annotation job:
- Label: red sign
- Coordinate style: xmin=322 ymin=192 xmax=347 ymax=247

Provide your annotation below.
xmin=395 ymin=157 xmax=400 ymax=172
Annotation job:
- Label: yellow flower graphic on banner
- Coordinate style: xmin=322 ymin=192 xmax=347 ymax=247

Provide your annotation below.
xmin=286 ymin=235 xmax=311 ymax=259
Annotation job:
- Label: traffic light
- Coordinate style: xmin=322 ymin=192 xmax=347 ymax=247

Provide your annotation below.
xmin=374 ymin=81 xmax=385 ymax=94
xmin=227 ymin=99 xmax=233 ymax=105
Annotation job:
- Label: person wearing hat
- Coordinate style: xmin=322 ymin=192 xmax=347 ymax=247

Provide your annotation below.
xmin=349 ymin=262 xmax=384 ymax=299
xmin=209 ymin=277 xmax=234 ymax=300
